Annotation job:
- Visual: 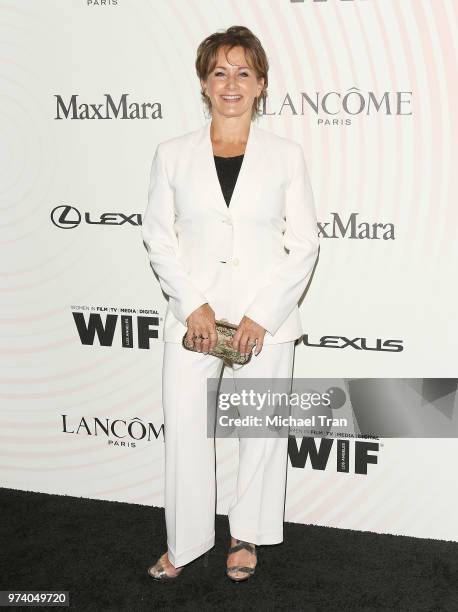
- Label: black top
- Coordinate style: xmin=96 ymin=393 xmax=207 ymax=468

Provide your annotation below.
xmin=213 ymin=154 xmax=244 ymax=207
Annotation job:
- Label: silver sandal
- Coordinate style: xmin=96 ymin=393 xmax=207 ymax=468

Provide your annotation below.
xmin=147 ymin=552 xmax=183 ymax=581
xmin=226 ymin=539 xmax=257 ymax=582
xmin=147 ymin=549 xmax=210 ymax=581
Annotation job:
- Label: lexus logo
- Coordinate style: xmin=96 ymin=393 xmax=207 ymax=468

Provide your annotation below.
xmin=51 ymin=205 xmax=81 ymax=229
xmin=51 ymin=206 xmax=141 ymax=229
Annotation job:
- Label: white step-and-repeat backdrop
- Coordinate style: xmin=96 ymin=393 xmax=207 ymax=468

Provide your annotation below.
xmin=1 ymin=0 xmax=457 ymax=542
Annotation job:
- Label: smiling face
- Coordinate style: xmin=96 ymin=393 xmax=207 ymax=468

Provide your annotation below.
xmin=201 ymin=45 xmax=264 ymax=121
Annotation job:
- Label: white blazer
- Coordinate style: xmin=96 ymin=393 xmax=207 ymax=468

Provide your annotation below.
xmin=141 ymin=119 xmax=320 ymax=345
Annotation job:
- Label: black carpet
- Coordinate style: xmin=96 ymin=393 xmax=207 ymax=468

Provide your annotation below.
xmin=1 ymin=487 xmax=458 ymax=611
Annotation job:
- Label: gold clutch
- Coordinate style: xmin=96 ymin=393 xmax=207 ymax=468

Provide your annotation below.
xmin=182 ymin=319 xmax=253 ymax=367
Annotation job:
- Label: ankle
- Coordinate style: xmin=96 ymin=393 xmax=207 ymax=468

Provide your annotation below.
xmin=230 ymin=537 xmax=255 ymax=548
xmin=163 ymin=552 xmax=182 ymax=572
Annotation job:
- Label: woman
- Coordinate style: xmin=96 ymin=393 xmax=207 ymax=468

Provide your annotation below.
xmin=142 ymin=26 xmax=319 ymax=582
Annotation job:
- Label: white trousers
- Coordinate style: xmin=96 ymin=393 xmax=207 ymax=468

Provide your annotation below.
xmin=161 ymin=340 xmax=295 ymax=567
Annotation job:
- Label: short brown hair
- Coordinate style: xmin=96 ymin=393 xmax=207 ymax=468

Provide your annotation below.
xmin=195 ymin=26 xmax=269 ymax=121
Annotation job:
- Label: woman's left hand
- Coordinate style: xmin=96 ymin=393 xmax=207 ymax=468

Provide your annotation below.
xmin=231 ymin=316 xmax=266 ymax=356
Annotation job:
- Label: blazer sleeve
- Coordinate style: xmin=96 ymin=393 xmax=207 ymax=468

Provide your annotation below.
xmin=243 ymin=143 xmax=319 ymax=337
xmin=141 ymin=143 xmax=209 ymax=327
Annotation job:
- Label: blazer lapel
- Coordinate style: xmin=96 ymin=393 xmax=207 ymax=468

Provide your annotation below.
xmin=192 ymin=119 xmax=264 ymax=215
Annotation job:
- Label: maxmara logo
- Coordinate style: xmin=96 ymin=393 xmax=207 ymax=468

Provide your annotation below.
xmin=318 ymin=212 xmax=395 ymax=240
xmin=54 ymin=94 xmax=161 ymax=120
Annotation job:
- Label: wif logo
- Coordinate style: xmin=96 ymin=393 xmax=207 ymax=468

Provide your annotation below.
xmin=71 ymin=306 xmax=160 ymax=348
xmin=289 ymin=436 xmax=379 ymax=474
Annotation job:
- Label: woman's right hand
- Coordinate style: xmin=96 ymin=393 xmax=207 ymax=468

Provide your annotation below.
xmin=185 ymin=303 xmax=218 ymax=353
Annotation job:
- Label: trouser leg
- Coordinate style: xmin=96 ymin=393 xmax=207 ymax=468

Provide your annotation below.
xmin=162 ymin=341 xmax=223 ymax=567
xmin=226 ymin=341 xmax=295 ymax=545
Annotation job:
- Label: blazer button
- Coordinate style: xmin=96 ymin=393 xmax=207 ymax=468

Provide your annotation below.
xmin=233 ymin=258 xmax=239 ymax=266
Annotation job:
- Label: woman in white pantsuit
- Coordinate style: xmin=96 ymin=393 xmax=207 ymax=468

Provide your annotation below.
xmin=162 ymin=341 xmax=295 ymax=571
xmin=142 ymin=26 xmax=319 ymax=582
